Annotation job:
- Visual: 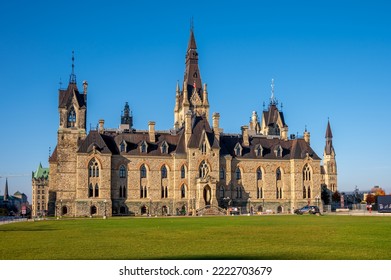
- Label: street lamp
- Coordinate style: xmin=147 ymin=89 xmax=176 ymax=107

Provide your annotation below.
xmin=103 ymin=199 xmax=107 ymax=219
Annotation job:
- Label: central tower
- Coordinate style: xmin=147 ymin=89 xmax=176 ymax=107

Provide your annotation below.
xmin=174 ymin=27 xmax=209 ymax=129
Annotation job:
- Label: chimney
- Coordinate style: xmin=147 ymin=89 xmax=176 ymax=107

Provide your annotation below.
xmin=241 ymin=125 xmax=249 ymax=146
xmin=98 ymin=119 xmax=104 ymax=134
xmin=212 ymin=112 xmax=220 ymax=141
xmin=185 ymin=110 xmax=192 ymax=144
xmin=148 ymin=121 xmax=156 ymax=143
xmin=304 ymin=130 xmax=310 ymax=145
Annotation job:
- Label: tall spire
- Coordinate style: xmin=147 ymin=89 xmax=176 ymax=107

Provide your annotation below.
xmin=4 ymin=178 xmax=9 ymax=202
xmin=69 ymin=50 xmax=77 ymax=84
xmin=325 ymin=119 xmax=334 ymax=155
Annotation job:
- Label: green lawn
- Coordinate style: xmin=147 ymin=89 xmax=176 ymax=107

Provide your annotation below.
xmin=0 ymin=215 xmax=390 ymax=260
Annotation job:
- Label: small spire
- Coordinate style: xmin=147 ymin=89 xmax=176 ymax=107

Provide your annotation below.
xmin=326 ymin=119 xmax=333 ymax=139
xmin=270 ymin=78 xmax=278 ymax=105
xmin=69 ymin=50 xmax=77 ymax=84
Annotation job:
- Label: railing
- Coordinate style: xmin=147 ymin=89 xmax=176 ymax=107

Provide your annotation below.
xmin=0 ymin=217 xmax=28 ymax=225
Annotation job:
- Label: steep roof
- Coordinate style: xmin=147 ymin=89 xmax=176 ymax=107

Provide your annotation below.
xmin=188 ymin=116 xmax=219 ymax=149
xmin=58 ymin=83 xmax=86 ymax=109
xmin=263 ymin=104 xmax=286 ymax=127
xmin=33 ymin=163 xmax=49 ymax=179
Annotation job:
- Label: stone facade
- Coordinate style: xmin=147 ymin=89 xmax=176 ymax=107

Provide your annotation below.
xmin=47 ymin=29 xmax=337 ymax=217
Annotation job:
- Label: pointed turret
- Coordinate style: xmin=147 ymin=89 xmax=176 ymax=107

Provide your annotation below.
xmin=323 ymin=119 xmax=337 ymax=192
xmin=4 ymin=178 xmax=9 ymax=202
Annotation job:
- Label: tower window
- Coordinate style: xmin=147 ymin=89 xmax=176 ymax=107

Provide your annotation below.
xmin=220 ymin=167 xmax=225 ymax=180
xmin=276 ymin=168 xmax=281 ymax=181
xmin=181 ymin=165 xmax=186 ymax=179
xmin=201 ymin=140 xmax=207 ymax=155
xmin=67 ymin=107 xmax=76 ymax=128
xmin=89 ymin=159 xmax=99 ymax=178
xmin=181 ymin=184 xmax=186 ymax=199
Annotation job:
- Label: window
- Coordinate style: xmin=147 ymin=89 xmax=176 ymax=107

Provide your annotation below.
xmin=308 ymin=186 xmax=311 ymax=199
xmin=88 ymin=184 xmax=93 ymax=198
xmin=255 ymin=145 xmax=263 ymax=157
xmin=303 ymin=164 xmax=312 ymax=181
xmin=120 ymin=186 xmax=127 ymax=198
xmin=140 ymin=164 xmax=147 ymax=178
xmin=236 ymin=186 xmax=242 ymax=199
xmin=234 ymin=143 xmax=242 ymax=156
xmin=235 ymin=167 xmax=241 ymax=180
xmin=257 ymin=168 xmax=262 ymax=180
xmin=67 ymin=107 xmax=76 ymax=128
xmin=275 ymin=145 xmax=283 ymax=157
xmin=89 ymin=159 xmax=99 ymax=178
xmin=161 ymin=165 xmax=167 ymax=179
xmin=120 ymin=142 xmax=126 ymax=153
xmin=303 ymin=186 xmax=306 ymax=199
xmin=161 ymin=186 xmax=168 ymax=198
xmin=276 ymin=168 xmax=281 ymax=181
xmin=181 ymin=184 xmax=186 ymax=198
xmin=199 ymin=160 xmax=209 ymax=178
xmin=140 ymin=141 xmax=148 ymax=153
xmin=276 ymin=187 xmax=282 ymax=199
xmin=94 ymin=184 xmax=99 ymax=197
xmin=220 ymin=167 xmax=225 ymax=180
xmin=119 ymin=165 xmax=127 ymax=178
xmin=257 ymin=187 xmax=260 ymax=199
xmin=140 ymin=186 xmax=147 ymax=198
xmin=181 ymin=165 xmax=186 ymax=179
xmin=161 ymin=142 xmax=168 ymax=154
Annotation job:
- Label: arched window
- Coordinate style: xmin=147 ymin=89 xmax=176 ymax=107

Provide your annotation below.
xmin=181 ymin=165 xmax=186 ymax=179
xmin=88 ymin=183 xmax=93 ymax=198
xmin=161 ymin=165 xmax=167 ymax=179
xmin=181 ymin=184 xmax=186 ymax=199
xmin=89 ymin=159 xmax=99 ymax=178
xmin=140 ymin=164 xmax=147 ymax=178
xmin=62 ymin=206 xmax=68 ymax=215
xmin=235 ymin=167 xmax=241 ymax=180
xmin=303 ymin=164 xmax=311 ymax=181
xmin=276 ymin=168 xmax=281 ymax=181
xmin=119 ymin=165 xmax=127 ymax=178
xmin=94 ymin=184 xmax=99 ymax=197
xmin=120 ymin=142 xmax=126 ymax=153
xmin=67 ymin=107 xmax=76 ymax=128
xmin=257 ymin=167 xmax=262 ymax=180
xmin=199 ymin=160 xmax=209 ymax=178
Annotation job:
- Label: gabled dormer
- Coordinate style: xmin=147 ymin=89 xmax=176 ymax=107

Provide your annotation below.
xmin=161 ymin=141 xmax=169 ymax=154
xmin=119 ymin=140 xmax=127 ymax=153
xmin=140 ymin=140 xmax=148 ymax=154
xmin=274 ymin=145 xmax=283 ymax=157
xmin=255 ymin=144 xmax=263 ymax=157
xmin=234 ymin=142 xmax=243 ymax=157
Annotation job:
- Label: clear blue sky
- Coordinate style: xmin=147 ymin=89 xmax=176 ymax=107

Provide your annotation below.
xmin=1 ymin=0 xmax=390 ymax=200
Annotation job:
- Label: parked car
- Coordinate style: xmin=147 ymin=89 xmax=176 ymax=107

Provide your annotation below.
xmin=294 ymin=205 xmax=320 ymax=215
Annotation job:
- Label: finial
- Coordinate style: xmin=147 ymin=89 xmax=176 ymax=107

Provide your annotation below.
xmin=305 ymin=125 xmax=307 ymax=132
xmin=69 ymin=50 xmax=77 ymax=84
xmin=190 ymin=17 xmax=194 ymax=32
xmin=280 ymin=102 xmax=283 ymax=111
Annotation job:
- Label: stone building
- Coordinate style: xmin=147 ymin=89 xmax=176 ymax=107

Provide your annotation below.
xmin=31 ymin=163 xmax=49 ymax=217
xmin=47 ymin=28 xmax=337 ymax=217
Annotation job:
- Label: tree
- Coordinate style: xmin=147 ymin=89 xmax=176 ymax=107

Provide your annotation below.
xmin=371 ymin=186 xmax=386 ymax=196
xmin=366 ymin=193 xmax=375 ymax=204
xmin=332 ymin=191 xmax=341 ymax=203
xmin=321 ymin=185 xmax=331 ymax=205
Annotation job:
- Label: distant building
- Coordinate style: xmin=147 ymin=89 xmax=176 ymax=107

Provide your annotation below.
xmin=47 ymin=28 xmax=337 ymax=217
xmin=0 ymin=178 xmax=29 ymax=216
xmin=31 ymin=163 xmax=49 ymax=217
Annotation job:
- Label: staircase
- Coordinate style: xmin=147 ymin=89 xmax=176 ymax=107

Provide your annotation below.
xmin=197 ymin=205 xmax=227 ymax=216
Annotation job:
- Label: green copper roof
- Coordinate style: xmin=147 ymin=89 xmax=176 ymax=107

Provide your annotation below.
xmin=33 ymin=163 xmax=49 ymax=179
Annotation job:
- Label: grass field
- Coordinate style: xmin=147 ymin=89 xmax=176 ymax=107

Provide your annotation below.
xmin=0 ymin=215 xmax=390 ymax=260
